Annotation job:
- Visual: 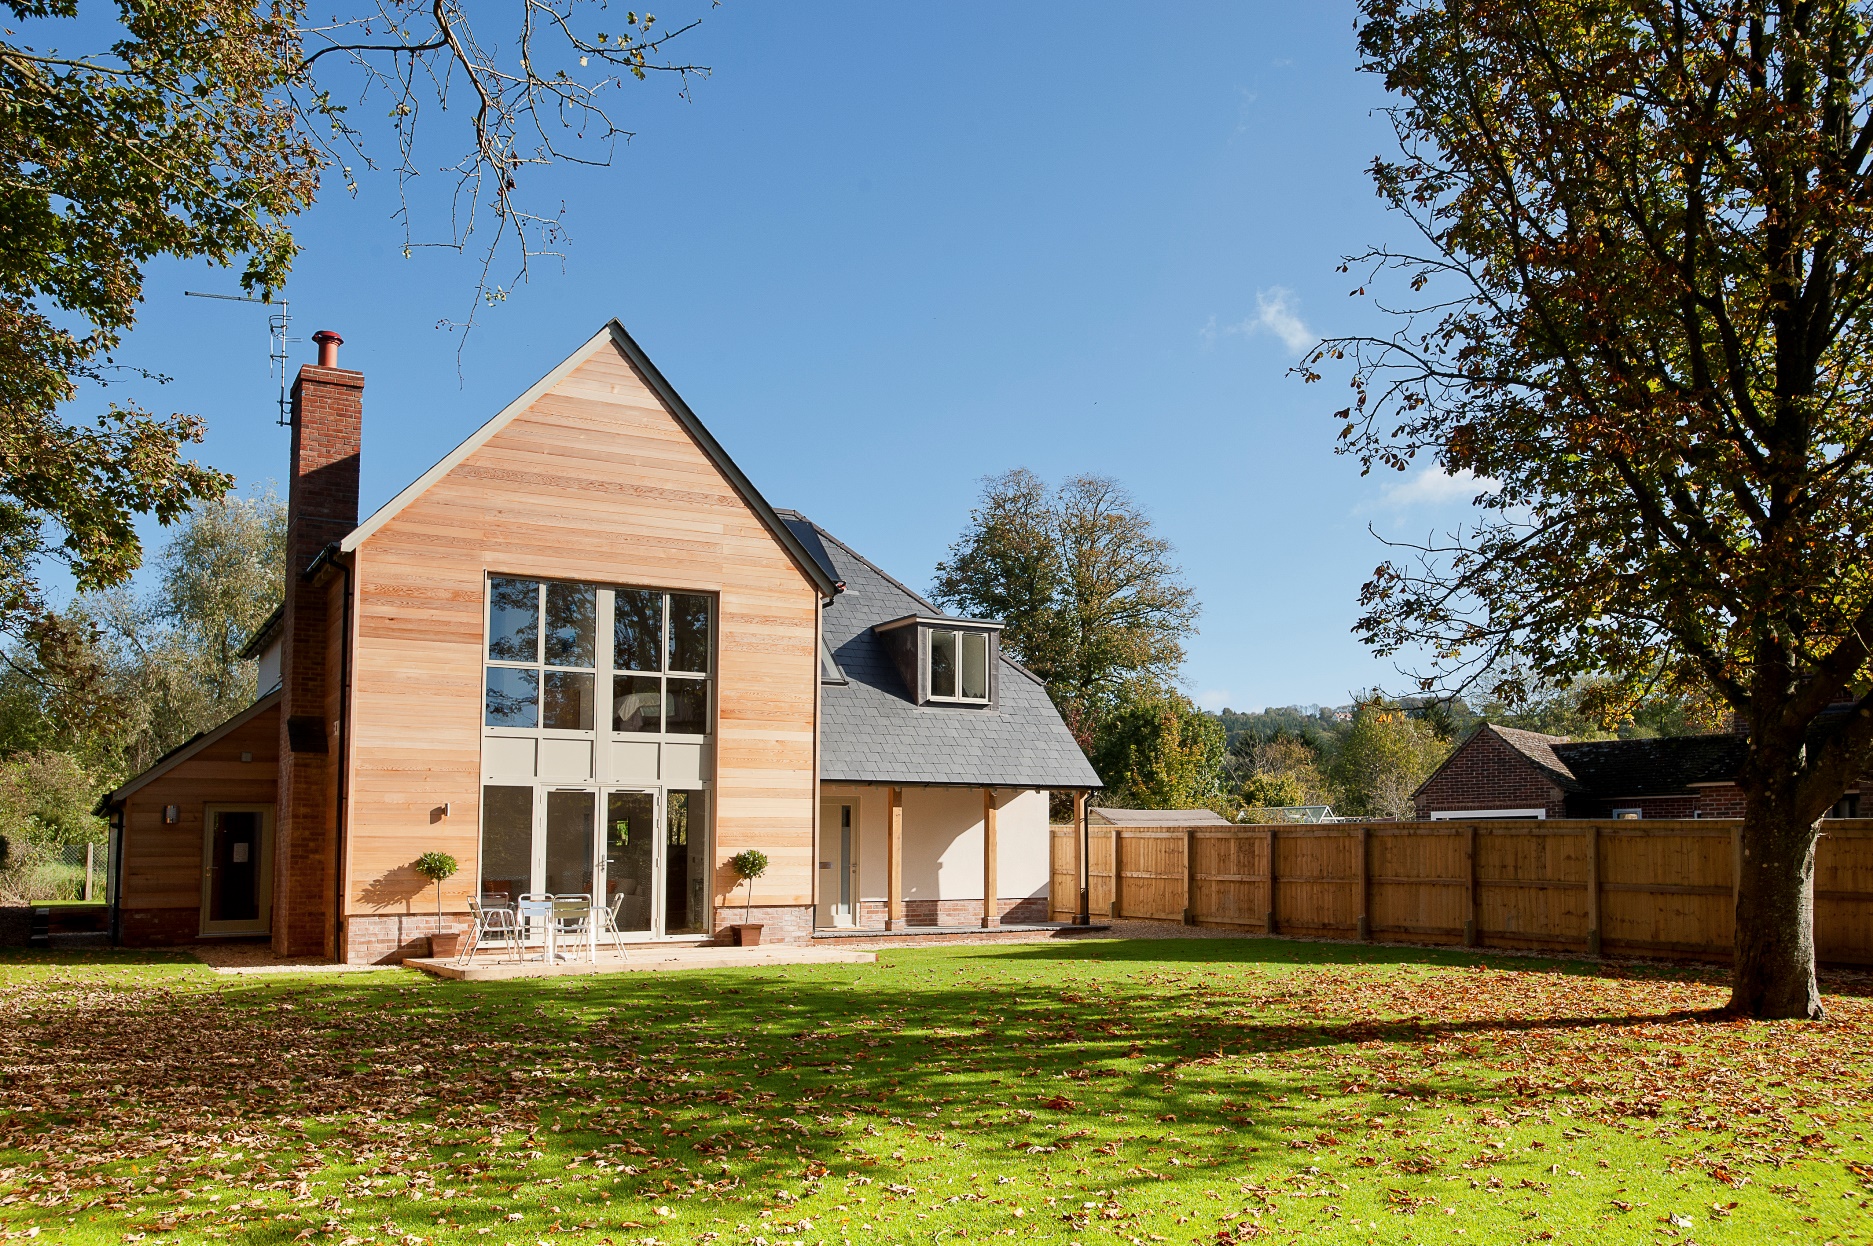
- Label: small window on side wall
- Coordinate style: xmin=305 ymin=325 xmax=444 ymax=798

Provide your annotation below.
xmin=928 ymin=629 xmax=990 ymax=703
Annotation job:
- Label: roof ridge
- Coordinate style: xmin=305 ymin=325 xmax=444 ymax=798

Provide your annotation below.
xmin=801 ymin=519 xmax=943 ymax=614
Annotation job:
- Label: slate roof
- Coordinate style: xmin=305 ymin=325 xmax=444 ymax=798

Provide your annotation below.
xmin=1552 ymin=733 xmax=1748 ymax=798
xmin=777 ymin=512 xmax=1102 ymax=790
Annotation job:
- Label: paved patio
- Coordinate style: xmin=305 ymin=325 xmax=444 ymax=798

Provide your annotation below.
xmin=404 ymin=942 xmax=878 ymax=981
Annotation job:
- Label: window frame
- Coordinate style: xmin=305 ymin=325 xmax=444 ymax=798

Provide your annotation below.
xmin=925 ymin=627 xmax=992 ymax=705
xmin=482 ymin=575 xmax=714 ymax=741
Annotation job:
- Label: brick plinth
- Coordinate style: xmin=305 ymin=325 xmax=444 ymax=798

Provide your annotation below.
xmin=275 ymin=362 xmax=363 ymax=958
xmin=854 ymin=895 xmax=1046 ymax=930
xmin=118 ymin=907 xmax=201 ymax=947
xmin=713 ymin=904 xmax=815 ymax=945
xmin=343 ymin=913 xmax=471 ymax=965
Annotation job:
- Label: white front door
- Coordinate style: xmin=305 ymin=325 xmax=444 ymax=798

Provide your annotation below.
xmin=818 ymin=801 xmax=857 ymax=927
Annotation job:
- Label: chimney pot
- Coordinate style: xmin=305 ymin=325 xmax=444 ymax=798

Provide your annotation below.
xmin=312 ymin=330 xmax=344 ymax=368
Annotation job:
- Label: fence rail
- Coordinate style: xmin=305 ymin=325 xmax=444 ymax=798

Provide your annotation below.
xmin=1049 ymin=819 xmax=1873 ymax=964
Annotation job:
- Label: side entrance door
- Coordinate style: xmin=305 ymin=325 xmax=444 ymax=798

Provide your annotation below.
xmin=200 ymin=804 xmax=273 ymax=936
xmin=817 ymin=800 xmax=858 ymax=927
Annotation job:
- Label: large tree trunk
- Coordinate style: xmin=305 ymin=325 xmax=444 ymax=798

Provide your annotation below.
xmin=1731 ymin=785 xmax=1824 ymax=1020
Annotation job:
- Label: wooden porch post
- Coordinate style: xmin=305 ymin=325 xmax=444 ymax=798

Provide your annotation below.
xmin=887 ymin=787 xmax=904 ymax=931
xmin=982 ymin=789 xmax=999 ymax=929
xmin=1074 ymin=791 xmax=1089 ymax=924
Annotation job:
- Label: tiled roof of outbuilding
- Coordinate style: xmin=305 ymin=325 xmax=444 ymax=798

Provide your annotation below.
xmin=777 ymin=512 xmax=1101 ymax=790
xmin=1487 ymin=725 xmax=1587 ymax=793
xmin=1551 ymin=732 xmax=1748 ymax=798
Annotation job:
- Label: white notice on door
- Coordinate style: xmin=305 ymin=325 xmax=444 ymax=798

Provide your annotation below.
xmin=232 ymin=843 xmax=250 ymax=863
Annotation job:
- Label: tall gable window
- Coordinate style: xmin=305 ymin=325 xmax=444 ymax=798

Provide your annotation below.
xmin=485 ymin=578 xmax=711 ymax=737
xmin=612 ymin=589 xmax=712 ymax=737
xmin=873 ymin=614 xmax=1002 ymax=707
xmin=486 ymin=577 xmax=597 ymax=729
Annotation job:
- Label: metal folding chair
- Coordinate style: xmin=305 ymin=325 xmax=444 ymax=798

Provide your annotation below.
xmin=592 ymin=892 xmax=632 ymax=960
xmin=458 ymin=895 xmax=521 ymax=964
xmin=551 ymin=895 xmax=595 ymax=963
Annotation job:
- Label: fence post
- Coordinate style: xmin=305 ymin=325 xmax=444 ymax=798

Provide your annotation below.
xmin=1463 ymin=825 xmax=1479 ymax=947
xmin=1356 ymin=825 xmax=1371 ymax=941
xmin=1183 ymin=826 xmax=1198 ymax=925
xmin=1585 ymin=824 xmax=1601 ymax=957
xmin=85 ymin=842 xmax=95 ymax=903
xmin=1264 ymin=827 xmax=1278 ymax=934
xmin=1109 ymin=828 xmax=1123 ymax=919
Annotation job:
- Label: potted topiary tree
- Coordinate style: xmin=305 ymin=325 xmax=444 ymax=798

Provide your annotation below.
xmin=727 ymin=849 xmax=769 ymax=946
xmin=413 ymin=851 xmax=460 ymax=958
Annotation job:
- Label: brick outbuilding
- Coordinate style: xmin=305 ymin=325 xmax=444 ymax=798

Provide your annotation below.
xmin=1412 ymin=723 xmax=1857 ymax=820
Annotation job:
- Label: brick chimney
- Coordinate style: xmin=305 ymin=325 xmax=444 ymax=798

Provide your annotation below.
xmin=274 ymin=331 xmax=362 ymax=958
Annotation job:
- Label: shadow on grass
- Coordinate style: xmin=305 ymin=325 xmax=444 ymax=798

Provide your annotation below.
xmin=5 ymin=938 xmax=1851 ymax=1246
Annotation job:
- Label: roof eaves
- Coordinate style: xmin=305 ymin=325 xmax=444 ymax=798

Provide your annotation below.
xmin=235 ymin=603 xmax=285 ymax=660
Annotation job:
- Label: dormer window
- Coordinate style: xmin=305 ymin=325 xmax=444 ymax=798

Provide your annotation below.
xmin=872 ymin=614 xmax=1002 ymax=707
xmin=929 ymin=629 xmax=989 ymax=702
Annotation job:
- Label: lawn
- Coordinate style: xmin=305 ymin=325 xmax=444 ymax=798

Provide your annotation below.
xmin=2 ymin=939 xmax=1870 ymax=1246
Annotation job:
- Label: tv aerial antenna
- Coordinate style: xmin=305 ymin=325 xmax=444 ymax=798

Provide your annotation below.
xmin=183 ymin=290 xmax=295 ymax=426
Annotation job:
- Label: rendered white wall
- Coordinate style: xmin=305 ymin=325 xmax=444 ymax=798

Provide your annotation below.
xmin=824 ymin=783 xmax=1050 ymax=902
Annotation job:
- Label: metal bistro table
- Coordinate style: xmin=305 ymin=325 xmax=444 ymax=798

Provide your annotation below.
xmin=516 ymin=894 xmax=596 ymax=963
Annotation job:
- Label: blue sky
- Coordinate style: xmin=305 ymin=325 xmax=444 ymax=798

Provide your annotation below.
xmin=103 ymin=1 xmax=1478 ymax=712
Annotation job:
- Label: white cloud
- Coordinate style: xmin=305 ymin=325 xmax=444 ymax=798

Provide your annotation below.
xmin=1248 ymin=287 xmax=1314 ymax=353
xmin=1200 ymin=288 xmax=1315 ymax=355
xmin=1375 ymin=465 xmax=1499 ymax=508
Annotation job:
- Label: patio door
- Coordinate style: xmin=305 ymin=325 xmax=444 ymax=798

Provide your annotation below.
xmin=481 ymin=784 xmax=710 ymax=937
xmin=200 ymin=804 xmax=273 ymax=936
xmin=603 ymin=789 xmax=657 ymax=934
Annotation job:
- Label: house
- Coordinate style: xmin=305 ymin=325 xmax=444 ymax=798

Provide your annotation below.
xmin=1413 ymin=722 xmax=1863 ymax=820
xmin=101 ymin=322 xmax=1100 ymax=962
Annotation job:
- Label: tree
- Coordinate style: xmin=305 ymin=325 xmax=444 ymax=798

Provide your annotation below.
xmin=0 ymin=1 xmax=701 ymax=661
xmin=1229 ymin=734 xmax=1335 ymax=812
xmin=934 ymin=470 xmax=1199 ymax=741
xmin=1322 ymin=0 xmax=1873 ymax=1016
xmin=1325 ymin=696 xmax=1451 ymax=820
xmin=1089 ymin=691 xmax=1228 ymax=813
xmin=91 ymin=489 xmax=288 ymax=772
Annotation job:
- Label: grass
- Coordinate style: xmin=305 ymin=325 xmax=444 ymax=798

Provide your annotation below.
xmin=1 ymin=938 xmax=1871 ymax=1246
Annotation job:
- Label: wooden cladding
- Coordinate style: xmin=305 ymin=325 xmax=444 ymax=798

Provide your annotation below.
xmin=1048 ymin=818 xmax=1873 ymax=964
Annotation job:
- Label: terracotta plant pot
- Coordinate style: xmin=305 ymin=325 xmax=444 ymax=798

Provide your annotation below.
xmin=429 ymin=931 xmax=463 ymax=958
xmin=732 ymin=923 xmax=763 ymax=947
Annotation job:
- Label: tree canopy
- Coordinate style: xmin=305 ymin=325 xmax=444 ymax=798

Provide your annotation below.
xmin=933 ymin=469 xmax=1198 ymax=743
xmin=1328 ymin=0 xmax=1873 ymax=1017
xmin=0 ymin=0 xmax=700 ymax=680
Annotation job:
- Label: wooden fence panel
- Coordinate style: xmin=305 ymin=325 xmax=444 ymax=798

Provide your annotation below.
xmin=1193 ymin=828 xmax=1266 ymax=928
xmin=1369 ymin=826 xmax=1467 ymax=943
xmin=1476 ymin=825 xmax=1590 ymax=948
xmin=1273 ymin=828 xmax=1360 ymax=936
xmin=1087 ymin=828 xmax=1114 ymax=918
xmin=1597 ymin=825 xmax=1734 ymax=957
xmin=1817 ymin=826 xmax=1873 ymax=965
xmin=1068 ymin=817 xmax=1873 ymax=966
xmin=1112 ymin=829 xmax=1187 ymax=921
xmin=1049 ymin=825 xmax=1077 ymax=922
